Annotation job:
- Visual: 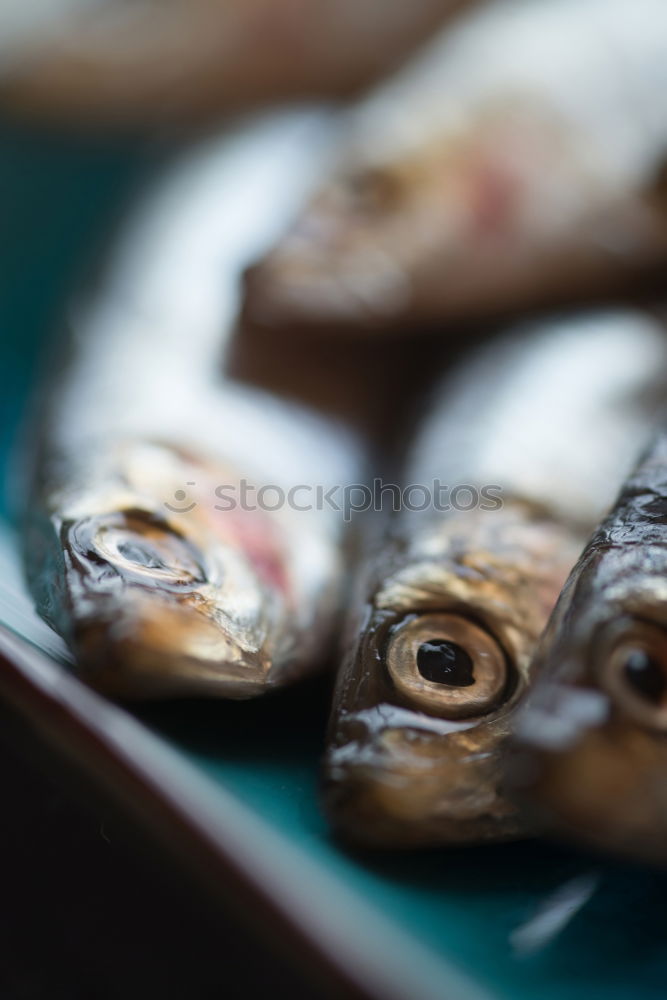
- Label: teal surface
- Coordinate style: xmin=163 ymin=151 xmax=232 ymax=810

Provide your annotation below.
xmin=138 ymin=694 xmax=667 ymax=1000
xmin=1 ymin=120 xmax=664 ymax=1000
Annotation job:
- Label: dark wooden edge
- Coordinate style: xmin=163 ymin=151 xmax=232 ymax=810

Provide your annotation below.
xmin=0 ymin=625 xmax=376 ymax=1000
xmin=0 ymin=624 xmax=488 ymax=1000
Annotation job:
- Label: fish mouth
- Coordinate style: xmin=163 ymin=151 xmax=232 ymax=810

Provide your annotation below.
xmin=55 ymin=508 xmax=280 ymax=699
xmin=242 ymin=250 xmax=411 ymax=334
xmin=323 ymin=705 xmax=526 ymax=848
xmin=71 ymin=597 xmax=273 ymax=700
xmin=510 ymin=693 xmax=667 ymax=865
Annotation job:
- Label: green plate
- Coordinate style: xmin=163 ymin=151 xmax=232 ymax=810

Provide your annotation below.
xmin=1 ymin=118 xmax=665 ymax=1000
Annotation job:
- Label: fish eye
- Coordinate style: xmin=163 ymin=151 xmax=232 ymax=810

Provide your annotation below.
xmin=384 ymin=612 xmax=509 ymax=719
xmin=70 ymin=510 xmax=207 ymax=590
xmin=598 ymin=621 xmax=667 ymax=730
xmin=345 ymin=166 xmax=403 ymax=213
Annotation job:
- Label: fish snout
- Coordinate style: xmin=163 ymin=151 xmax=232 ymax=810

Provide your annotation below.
xmin=510 ymin=704 xmax=667 ymax=865
xmin=510 ymin=621 xmax=667 ymax=864
xmin=323 ymin=710 xmax=525 ymax=848
xmin=241 ymin=178 xmax=411 ymax=335
xmin=71 ymin=594 xmax=272 ymax=699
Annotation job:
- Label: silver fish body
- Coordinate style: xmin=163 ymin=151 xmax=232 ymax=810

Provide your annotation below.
xmin=324 ymin=311 xmax=667 ymax=847
xmin=23 ymin=113 xmax=363 ymax=699
xmin=244 ymin=0 xmax=667 ymax=336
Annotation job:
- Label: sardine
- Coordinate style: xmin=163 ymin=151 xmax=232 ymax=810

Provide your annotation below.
xmin=323 ymin=312 xmax=667 ymax=847
xmin=244 ymin=0 xmax=667 ymax=337
xmin=0 ymin=0 xmax=474 ymax=128
xmin=510 ymin=426 xmax=667 ymax=865
xmin=21 ymin=113 xmax=363 ymax=700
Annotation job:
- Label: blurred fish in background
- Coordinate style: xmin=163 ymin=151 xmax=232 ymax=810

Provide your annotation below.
xmin=20 ymin=113 xmax=367 ymax=700
xmin=244 ymin=0 xmax=667 ymax=337
xmin=0 ymin=0 xmax=476 ymax=127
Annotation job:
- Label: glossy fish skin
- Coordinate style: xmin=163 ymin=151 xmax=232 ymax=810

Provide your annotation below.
xmin=326 ymin=507 xmax=581 ymax=848
xmin=510 ymin=435 xmax=667 ymax=865
xmin=244 ymin=0 xmax=667 ymax=337
xmin=22 ymin=113 xmax=362 ymax=700
xmin=323 ymin=313 xmax=667 ymax=848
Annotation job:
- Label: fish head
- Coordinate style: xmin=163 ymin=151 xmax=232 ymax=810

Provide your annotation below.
xmin=244 ymin=150 xmax=429 ymax=330
xmin=243 ymin=100 xmax=601 ymax=333
xmin=37 ymin=441 xmax=297 ymax=698
xmin=510 ymin=533 xmax=667 ymax=863
xmin=324 ymin=507 xmax=580 ymax=846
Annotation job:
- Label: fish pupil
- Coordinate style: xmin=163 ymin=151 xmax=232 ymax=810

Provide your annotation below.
xmin=416 ymin=639 xmax=475 ymax=687
xmin=623 ymin=650 xmax=666 ymax=704
xmin=117 ymin=539 xmax=165 ymax=570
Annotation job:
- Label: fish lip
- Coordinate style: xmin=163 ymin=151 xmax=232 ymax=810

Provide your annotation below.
xmin=508 ymin=618 xmax=667 ymax=863
xmin=323 ymin=704 xmax=525 ymax=847
xmin=70 ymin=604 xmax=274 ymax=700
xmin=508 ymin=715 xmax=667 ymax=867
xmin=322 ymin=759 xmax=526 ymax=849
xmin=242 ymin=258 xmax=399 ymax=333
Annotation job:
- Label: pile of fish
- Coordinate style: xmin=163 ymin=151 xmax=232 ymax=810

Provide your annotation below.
xmin=18 ymin=0 xmax=667 ymax=866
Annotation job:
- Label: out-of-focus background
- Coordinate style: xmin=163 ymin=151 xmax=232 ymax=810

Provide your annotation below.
xmin=0 ymin=731 xmax=312 ymax=1000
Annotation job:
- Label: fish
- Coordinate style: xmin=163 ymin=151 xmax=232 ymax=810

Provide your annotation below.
xmin=243 ymin=0 xmax=667 ymax=338
xmin=0 ymin=0 xmax=475 ymax=128
xmin=20 ymin=112 xmax=364 ymax=700
xmin=509 ymin=426 xmax=667 ymax=865
xmin=322 ymin=311 xmax=667 ymax=848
